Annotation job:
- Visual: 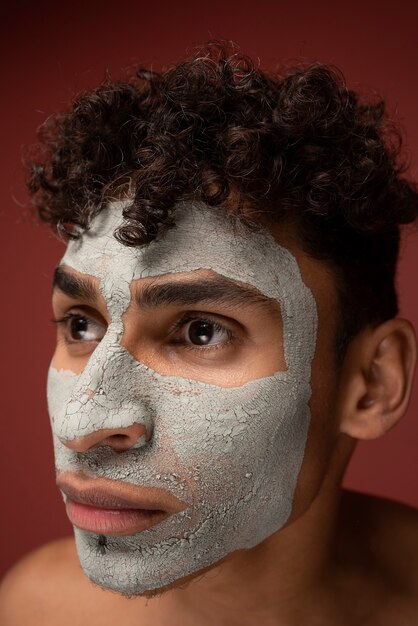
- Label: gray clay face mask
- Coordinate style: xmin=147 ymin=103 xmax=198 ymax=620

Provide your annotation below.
xmin=47 ymin=201 xmax=318 ymax=595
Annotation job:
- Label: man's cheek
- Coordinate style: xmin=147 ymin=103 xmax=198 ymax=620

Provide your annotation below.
xmin=47 ymin=367 xmax=78 ymax=471
xmin=47 ymin=366 xmax=78 ymax=426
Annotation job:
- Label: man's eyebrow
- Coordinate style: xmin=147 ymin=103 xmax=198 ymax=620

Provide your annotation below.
xmin=134 ymin=276 xmax=276 ymax=310
xmin=52 ymin=266 xmax=98 ymax=301
xmin=52 ymin=267 xmax=278 ymax=311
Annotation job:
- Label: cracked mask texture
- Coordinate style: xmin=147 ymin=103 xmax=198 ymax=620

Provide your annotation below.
xmin=47 ymin=201 xmax=318 ymax=595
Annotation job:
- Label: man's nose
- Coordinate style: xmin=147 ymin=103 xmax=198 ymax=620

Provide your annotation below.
xmin=61 ymin=422 xmax=149 ymax=453
xmin=54 ymin=330 xmax=154 ymax=449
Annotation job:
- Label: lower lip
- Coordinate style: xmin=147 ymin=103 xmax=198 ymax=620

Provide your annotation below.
xmin=66 ymin=499 xmax=167 ymax=535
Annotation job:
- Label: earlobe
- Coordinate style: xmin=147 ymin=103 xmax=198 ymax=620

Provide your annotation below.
xmin=338 ymin=319 xmax=417 ymax=440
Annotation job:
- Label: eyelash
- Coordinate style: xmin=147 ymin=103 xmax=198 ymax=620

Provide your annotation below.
xmin=52 ymin=311 xmax=236 ymax=351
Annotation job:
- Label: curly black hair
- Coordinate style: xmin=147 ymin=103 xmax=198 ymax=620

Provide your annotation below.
xmin=27 ymin=43 xmax=418 ymax=353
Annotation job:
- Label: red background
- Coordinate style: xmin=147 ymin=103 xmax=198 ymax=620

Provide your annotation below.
xmin=1 ymin=0 xmax=417 ymax=578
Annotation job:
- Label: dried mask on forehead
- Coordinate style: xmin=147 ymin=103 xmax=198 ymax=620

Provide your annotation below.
xmin=48 ymin=200 xmax=318 ymax=595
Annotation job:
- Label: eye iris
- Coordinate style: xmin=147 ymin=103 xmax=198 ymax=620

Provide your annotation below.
xmin=188 ymin=321 xmax=214 ymax=345
xmin=70 ymin=316 xmax=88 ymax=340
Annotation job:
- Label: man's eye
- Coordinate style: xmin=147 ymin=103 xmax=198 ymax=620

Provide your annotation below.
xmin=55 ymin=313 xmax=106 ymax=343
xmin=175 ymin=317 xmax=233 ymax=348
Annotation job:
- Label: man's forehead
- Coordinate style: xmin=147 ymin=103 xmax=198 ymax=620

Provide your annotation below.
xmin=60 ymin=201 xmax=306 ymax=303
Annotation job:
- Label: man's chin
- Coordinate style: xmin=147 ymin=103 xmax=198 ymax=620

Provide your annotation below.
xmin=82 ymin=551 xmax=233 ymax=599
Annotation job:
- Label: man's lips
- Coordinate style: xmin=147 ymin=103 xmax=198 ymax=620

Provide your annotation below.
xmin=57 ymin=472 xmax=187 ymax=536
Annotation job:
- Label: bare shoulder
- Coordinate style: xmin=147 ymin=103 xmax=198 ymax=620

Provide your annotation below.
xmin=341 ymin=490 xmax=418 ymax=569
xmin=0 ymin=537 xmax=151 ymax=626
xmin=339 ymin=490 xmax=418 ymax=621
xmin=0 ymin=537 xmax=102 ymax=625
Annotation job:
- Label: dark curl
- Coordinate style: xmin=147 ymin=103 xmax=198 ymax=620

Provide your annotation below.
xmin=27 ymin=43 xmax=418 ymax=350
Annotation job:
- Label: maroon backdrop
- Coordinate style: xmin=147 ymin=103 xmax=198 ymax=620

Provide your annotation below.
xmin=1 ymin=0 xmax=418 ymax=578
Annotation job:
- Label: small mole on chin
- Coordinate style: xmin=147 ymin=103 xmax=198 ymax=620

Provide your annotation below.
xmin=97 ymin=534 xmax=108 ymax=555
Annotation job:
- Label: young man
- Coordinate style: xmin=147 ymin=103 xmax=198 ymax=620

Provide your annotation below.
xmin=1 ymin=44 xmax=418 ymax=625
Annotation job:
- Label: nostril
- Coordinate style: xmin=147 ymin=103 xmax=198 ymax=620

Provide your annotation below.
xmin=61 ymin=423 xmax=150 ymax=453
xmin=101 ymin=434 xmax=133 ymax=453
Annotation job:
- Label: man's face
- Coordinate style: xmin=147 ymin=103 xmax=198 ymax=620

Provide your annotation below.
xmin=48 ymin=201 xmax=333 ymax=596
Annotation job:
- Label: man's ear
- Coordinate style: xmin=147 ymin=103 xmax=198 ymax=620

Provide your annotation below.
xmin=337 ymin=319 xmax=417 ymax=440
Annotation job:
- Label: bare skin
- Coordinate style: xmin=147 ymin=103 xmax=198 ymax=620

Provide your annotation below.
xmin=1 ymin=221 xmax=417 ymax=625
